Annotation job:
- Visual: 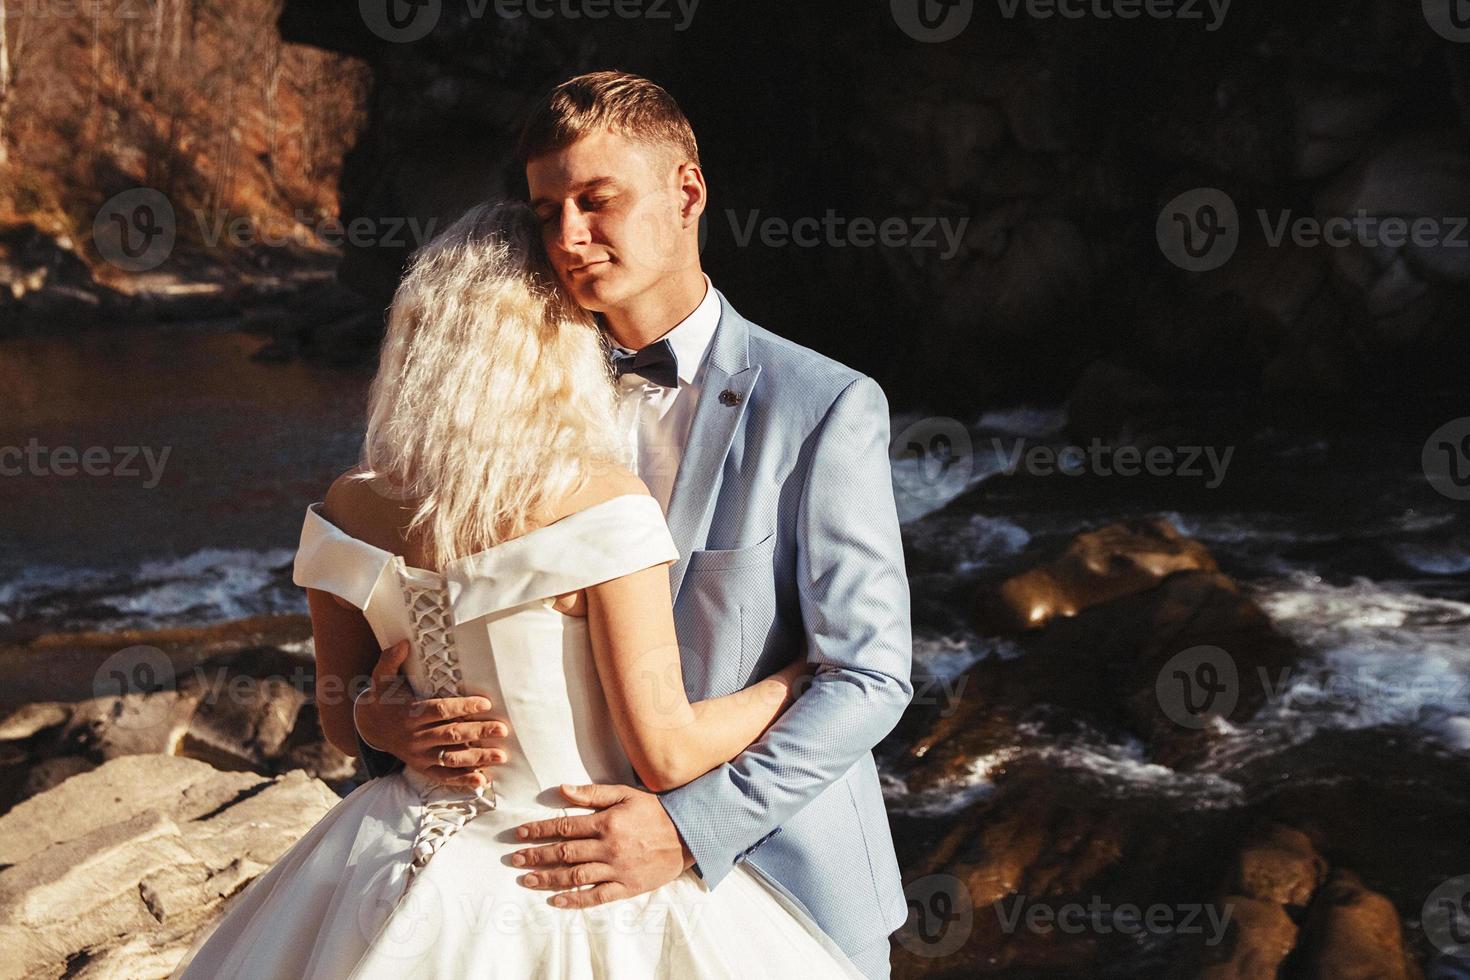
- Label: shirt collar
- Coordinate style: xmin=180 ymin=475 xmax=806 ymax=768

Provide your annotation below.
xmin=611 ymin=274 xmax=719 ymax=387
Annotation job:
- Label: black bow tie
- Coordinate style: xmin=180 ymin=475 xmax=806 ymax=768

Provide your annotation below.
xmin=610 ymin=338 xmax=679 ymax=389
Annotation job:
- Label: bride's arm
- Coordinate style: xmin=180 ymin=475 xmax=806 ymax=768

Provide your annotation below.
xmin=305 ymin=585 xmax=380 ymax=758
xmin=585 ymin=561 xmax=810 ymax=792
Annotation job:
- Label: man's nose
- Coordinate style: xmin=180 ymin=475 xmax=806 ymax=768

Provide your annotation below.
xmin=553 ymin=205 xmax=592 ymax=253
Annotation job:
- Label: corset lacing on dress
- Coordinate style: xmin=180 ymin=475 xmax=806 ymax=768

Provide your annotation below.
xmin=396 ymin=559 xmax=496 ymax=898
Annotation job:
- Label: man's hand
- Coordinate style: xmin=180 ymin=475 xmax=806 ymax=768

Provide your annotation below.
xmin=509 ymin=783 xmax=696 ymax=908
xmin=355 ymin=639 xmax=512 ymax=792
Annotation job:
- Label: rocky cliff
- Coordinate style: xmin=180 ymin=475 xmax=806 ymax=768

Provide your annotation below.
xmin=280 ymin=0 xmax=1470 ymax=413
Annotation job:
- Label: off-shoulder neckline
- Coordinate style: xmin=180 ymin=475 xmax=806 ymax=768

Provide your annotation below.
xmin=304 ymin=492 xmax=659 ymax=574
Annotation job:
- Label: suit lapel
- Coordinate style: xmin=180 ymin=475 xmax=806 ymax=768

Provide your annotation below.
xmin=664 ymin=289 xmax=760 ymax=604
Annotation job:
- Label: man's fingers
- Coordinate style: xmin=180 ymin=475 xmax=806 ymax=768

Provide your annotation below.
xmin=435 ymin=769 xmax=490 ymax=791
xmin=519 ymin=863 xmax=616 ymax=891
xmin=375 ymin=640 xmax=411 ymax=682
xmin=436 ymin=745 xmax=507 ymax=768
xmin=515 ymin=812 xmax=601 ymax=841
xmin=559 ymin=782 xmax=632 ymax=808
xmin=409 ymin=694 xmax=496 ymax=723
xmin=510 ymin=838 xmax=606 ymax=869
xmin=421 ymin=718 xmax=510 ymax=744
xmin=549 ymin=882 xmax=628 ymax=909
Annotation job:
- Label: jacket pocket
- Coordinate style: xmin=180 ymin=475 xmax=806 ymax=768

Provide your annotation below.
xmin=682 ymin=531 xmax=776 ymax=573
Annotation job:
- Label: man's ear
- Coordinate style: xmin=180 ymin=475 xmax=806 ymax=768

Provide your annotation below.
xmin=676 ymin=161 xmax=707 ymax=227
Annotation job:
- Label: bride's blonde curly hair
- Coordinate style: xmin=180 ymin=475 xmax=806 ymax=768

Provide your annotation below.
xmin=353 ymin=199 xmax=628 ymax=567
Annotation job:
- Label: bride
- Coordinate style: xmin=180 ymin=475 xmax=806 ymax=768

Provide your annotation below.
xmin=167 ymin=200 xmax=866 ymax=979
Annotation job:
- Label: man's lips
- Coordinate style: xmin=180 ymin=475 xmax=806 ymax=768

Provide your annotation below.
xmin=566 ymin=259 xmax=609 ymax=275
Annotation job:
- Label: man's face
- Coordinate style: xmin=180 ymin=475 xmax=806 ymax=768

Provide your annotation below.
xmin=526 ymin=128 xmax=694 ymax=313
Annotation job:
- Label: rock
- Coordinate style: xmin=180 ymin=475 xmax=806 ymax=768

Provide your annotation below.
xmin=16 ymin=755 xmax=97 ymax=803
xmin=1314 ymin=131 xmax=1470 ymax=363
xmin=0 ymin=755 xmax=340 ymax=980
xmin=1187 ymin=896 xmax=1298 ymax=980
xmin=60 ymin=689 xmax=204 ymax=760
xmin=1292 ymin=76 xmax=1397 ymax=179
xmin=1064 ymin=361 xmax=1183 ymax=450
xmin=0 ymin=616 xmax=351 ymax=820
xmin=277 ymin=2 xmax=1470 ymax=412
xmin=178 ymin=676 xmax=307 ymax=772
xmin=1168 ymin=823 xmax=1322 ymax=978
xmin=982 ymin=517 xmax=1218 ymax=633
xmin=1226 ymin=823 xmax=1326 ymax=910
xmin=990 ymin=60 xmax=1072 ymax=154
xmin=0 ymin=614 xmax=312 ymax=710
xmin=896 ymin=521 xmax=1295 ymax=799
xmin=936 ymin=211 xmax=1091 ymax=343
xmin=1301 ymin=869 xmax=1424 ymax=980
xmin=0 ymin=702 xmax=71 ymax=741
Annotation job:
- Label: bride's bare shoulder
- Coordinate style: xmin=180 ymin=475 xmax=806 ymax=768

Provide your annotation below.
xmin=322 ymin=469 xmax=399 ymax=521
xmin=558 ymin=461 xmax=653 ymax=517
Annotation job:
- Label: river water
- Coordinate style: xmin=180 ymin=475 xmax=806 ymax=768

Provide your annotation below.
xmin=3 ymin=324 xmax=1468 ymax=772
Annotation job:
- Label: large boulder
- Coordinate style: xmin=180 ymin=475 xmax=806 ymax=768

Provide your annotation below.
xmin=0 ymin=755 xmax=340 ymax=980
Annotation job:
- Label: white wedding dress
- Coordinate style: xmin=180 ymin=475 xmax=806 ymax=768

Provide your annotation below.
xmin=168 ymin=492 xmax=866 ymax=979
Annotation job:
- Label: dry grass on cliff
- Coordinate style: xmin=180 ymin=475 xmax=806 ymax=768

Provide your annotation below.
xmin=0 ymin=0 xmax=369 ymax=282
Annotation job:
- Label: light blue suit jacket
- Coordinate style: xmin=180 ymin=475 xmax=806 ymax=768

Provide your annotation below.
xmin=654 ymin=288 xmax=914 ymax=960
xmin=354 ymin=287 xmax=914 ymax=961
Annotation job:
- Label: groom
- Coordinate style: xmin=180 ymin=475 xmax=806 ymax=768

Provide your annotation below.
xmin=353 ymin=70 xmax=913 ymax=979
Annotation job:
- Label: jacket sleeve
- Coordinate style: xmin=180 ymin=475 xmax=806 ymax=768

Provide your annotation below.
xmin=657 ymin=375 xmax=914 ymax=888
xmin=354 ymin=688 xmax=406 ymax=778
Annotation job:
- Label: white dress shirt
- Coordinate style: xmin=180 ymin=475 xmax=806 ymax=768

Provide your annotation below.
xmin=609 ymin=274 xmax=720 ymax=514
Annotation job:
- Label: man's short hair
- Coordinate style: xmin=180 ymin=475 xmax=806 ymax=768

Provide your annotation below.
xmin=515 ymin=70 xmax=700 ymax=168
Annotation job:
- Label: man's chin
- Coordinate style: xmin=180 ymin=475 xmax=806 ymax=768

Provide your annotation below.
xmin=567 ymin=275 xmax=628 ymax=314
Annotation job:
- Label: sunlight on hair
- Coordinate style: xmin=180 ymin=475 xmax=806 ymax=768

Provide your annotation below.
xmin=353 ymin=200 xmax=631 ymax=567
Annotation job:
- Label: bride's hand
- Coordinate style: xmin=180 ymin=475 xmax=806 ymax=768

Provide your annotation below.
xmin=772 ymin=654 xmax=817 ymax=706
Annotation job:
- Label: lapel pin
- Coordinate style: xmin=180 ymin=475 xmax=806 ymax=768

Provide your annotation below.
xmin=719 ymin=389 xmax=742 ymax=406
